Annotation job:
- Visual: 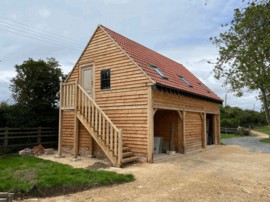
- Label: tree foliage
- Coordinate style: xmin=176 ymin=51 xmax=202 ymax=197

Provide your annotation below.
xmin=211 ymin=1 xmax=270 ymax=125
xmin=220 ymin=105 xmax=266 ymax=128
xmin=7 ymin=58 xmax=65 ymax=127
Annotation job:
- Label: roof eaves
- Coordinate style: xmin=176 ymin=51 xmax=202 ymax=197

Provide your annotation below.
xmin=155 ymin=83 xmax=223 ymax=104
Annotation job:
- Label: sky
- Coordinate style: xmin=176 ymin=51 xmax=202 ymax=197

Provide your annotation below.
xmin=0 ymin=0 xmax=261 ymax=111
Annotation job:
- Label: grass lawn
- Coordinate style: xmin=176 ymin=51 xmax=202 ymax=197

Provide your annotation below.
xmin=221 ymin=133 xmax=242 ymax=139
xmin=260 ymin=138 xmax=270 ymax=143
xmin=0 ymin=155 xmax=134 ymax=197
xmin=253 ymin=126 xmax=270 ymax=135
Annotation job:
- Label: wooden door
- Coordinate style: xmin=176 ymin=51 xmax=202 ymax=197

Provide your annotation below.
xmin=81 ymin=66 xmax=93 ymax=98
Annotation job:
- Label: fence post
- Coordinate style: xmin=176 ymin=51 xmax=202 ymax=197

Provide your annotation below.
xmin=4 ymin=127 xmax=8 ymax=147
xmin=37 ymin=127 xmax=41 ymax=144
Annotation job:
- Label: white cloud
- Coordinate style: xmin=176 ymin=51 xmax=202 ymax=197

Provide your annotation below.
xmin=38 ymin=8 xmax=51 ymax=18
xmin=0 ymin=70 xmax=16 ymax=83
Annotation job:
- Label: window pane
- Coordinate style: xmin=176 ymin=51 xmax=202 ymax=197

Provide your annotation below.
xmin=101 ymin=69 xmax=111 ymax=90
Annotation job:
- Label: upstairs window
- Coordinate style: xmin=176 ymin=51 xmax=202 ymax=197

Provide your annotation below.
xmin=150 ymin=64 xmax=168 ymax=79
xmin=101 ymin=69 xmax=110 ymax=90
xmin=179 ymin=75 xmax=192 ymax=87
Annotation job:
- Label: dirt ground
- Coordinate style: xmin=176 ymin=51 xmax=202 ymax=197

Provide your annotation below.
xmin=17 ymin=145 xmax=270 ymax=202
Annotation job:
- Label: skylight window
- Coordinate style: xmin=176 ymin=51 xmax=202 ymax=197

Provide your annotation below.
xmin=179 ymin=75 xmax=192 ymax=87
xmin=198 ymin=82 xmax=211 ymax=93
xmin=150 ymin=64 xmax=168 ymax=79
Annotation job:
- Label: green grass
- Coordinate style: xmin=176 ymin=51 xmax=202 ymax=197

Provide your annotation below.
xmin=260 ymin=138 xmax=270 ymax=143
xmin=0 ymin=155 xmax=134 ymax=197
xmin=221 ymin=133 xmax=242 ymax=139
xmin=253 ymin=126 xmax=270 ymax=135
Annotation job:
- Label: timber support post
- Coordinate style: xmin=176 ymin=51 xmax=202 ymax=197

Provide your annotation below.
xmin=148 ymin=86 xmax=154 ymax=163
xmin=182 ymin=111 xmax=186 ymax=154
xmin=118 ymin=129 xmax=123 ymax=167
xmin=202 ymin=113 xmax=207 ymax=148
xmin=73 ymin=79 xmax=79 ymax=159
xmin=57 ymin=82 xmax=63 ymax=157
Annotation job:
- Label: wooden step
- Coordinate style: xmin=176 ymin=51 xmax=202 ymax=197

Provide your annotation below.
xmin=123 ymin=151 xmax=133 ymax=158
xmin=122 ymin=156 xmax=137 ymax=164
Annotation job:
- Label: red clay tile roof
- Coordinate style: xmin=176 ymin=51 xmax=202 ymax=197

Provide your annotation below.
xmin=100 ymin=25 xmax=222 ymax=102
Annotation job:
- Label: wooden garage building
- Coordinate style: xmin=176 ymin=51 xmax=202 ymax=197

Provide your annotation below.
xmin=58 ymin=25 xmax=223 ymax=167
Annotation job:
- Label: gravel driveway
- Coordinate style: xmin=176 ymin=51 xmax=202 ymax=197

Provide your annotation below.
xmin=222 ymin=136 xmax=270 ymax=154
xmin=17 ymin=145 xmax=270 ymax=202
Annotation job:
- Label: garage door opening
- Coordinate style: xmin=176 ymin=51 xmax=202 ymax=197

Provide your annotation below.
xmin=153 ymin=109 xmax=184 ymax=160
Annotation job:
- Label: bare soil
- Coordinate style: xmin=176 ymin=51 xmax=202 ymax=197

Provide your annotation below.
xmin=16 ymin=145 xmax=270 ymax=202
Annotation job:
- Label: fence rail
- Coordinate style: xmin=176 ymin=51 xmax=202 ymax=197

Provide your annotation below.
xmin=220 ymin=127 xmax=238 ymax=134
xmin=0 ymin=127 xmax=58 ymax=148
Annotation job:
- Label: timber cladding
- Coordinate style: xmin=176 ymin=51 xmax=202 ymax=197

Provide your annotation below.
xmin=153 ymin=89 xmax=220 ymax=112
xmin=61 ymin=110 xmax=74 ymax=147
xmin=185 ymin=112 xmax=203 ymax=152
xmin=61 ymin=27 xmax=151 ymax=156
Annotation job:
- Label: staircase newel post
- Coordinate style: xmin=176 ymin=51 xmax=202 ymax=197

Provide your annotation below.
xmin=117 ymin=129 xmax=123 ymax=167
xmin=73 ymin=79 xmax=79 ymax=159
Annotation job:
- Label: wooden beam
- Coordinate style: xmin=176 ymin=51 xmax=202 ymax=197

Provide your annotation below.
xmin=212 ymin=114 xmax=216 ymax=145
xmin=217 ymin=114 xmax=221 ymax=144
xmin=89 ymin=136 xmax=94 ymax=157
xmin=153 ymin=104 xmax=219 ymax=115
xmin=147 ymin=86 xmax=154 ymax=163
xmin=177 ymin=111 xmax=182 ymax=120
xmin=57 ymin=82 xmax=63 ymax=157
xmin=182 ymin=111 xmax=186 ymax=154
xmin=117 ymin=129 xmax=123 ymax=167
xmin=153 ymin=108 xmax=158 ymax=116
xmin=202 ymin=113 xmax=207 ymax=149
xmin=153 ymin=104 xmax=184 ymax=111
xmin=73 ymin=80 xmax=79 ymax=159
xmin=200 ymin=113 xmax=203 ymax=120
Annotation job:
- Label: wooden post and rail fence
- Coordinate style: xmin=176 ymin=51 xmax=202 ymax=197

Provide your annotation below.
xmin=0 ymin=127 xmax=58 ymax=149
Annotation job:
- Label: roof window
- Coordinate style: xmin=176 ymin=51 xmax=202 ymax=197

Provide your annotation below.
xmin=179 ymin=75 xmax=192 ymax=87
xmin=198 ymin=82 xmax=211 ymax=93
xmin=150 ymin=64 xmax=168 ymax=79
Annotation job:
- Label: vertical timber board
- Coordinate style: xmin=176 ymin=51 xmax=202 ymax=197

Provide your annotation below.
xmin=177 ymin=111 xmax=183 ymax=153
xmin=203 ymin=113 xmax=207 ymax=148
xmin=73 ymin=80 xmax=79 ymax=158
xmin=58 ymin=82 xmax=63 ymax=156
xmin=217 ymin=114 xmax=221 ymax=144
xmin=212 ymin=115 xmax=216 ymax=145
xmin=147 ymin=86 xmax=154 ymax=163
xmin=182 ymin=111 xmax=186 ymax=154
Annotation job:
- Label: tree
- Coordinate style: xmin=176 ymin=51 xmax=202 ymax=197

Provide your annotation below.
xmin=10 ymin=58 xmax=65 ymax=127
xmin=220 ymin=105 xmax=266 ymax=128
xmin=210 ymin=1 xmax=270 ymax=125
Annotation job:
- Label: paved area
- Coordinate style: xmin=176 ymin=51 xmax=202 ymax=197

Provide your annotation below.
xmin=17 ymin=145 xmax=270 ymax=202
xmin=222 ymin=135 xmax=270 ymax=154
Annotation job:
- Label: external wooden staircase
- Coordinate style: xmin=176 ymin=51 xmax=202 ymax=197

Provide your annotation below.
xmin=59 ymin=81 xmax=137 ymax=167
